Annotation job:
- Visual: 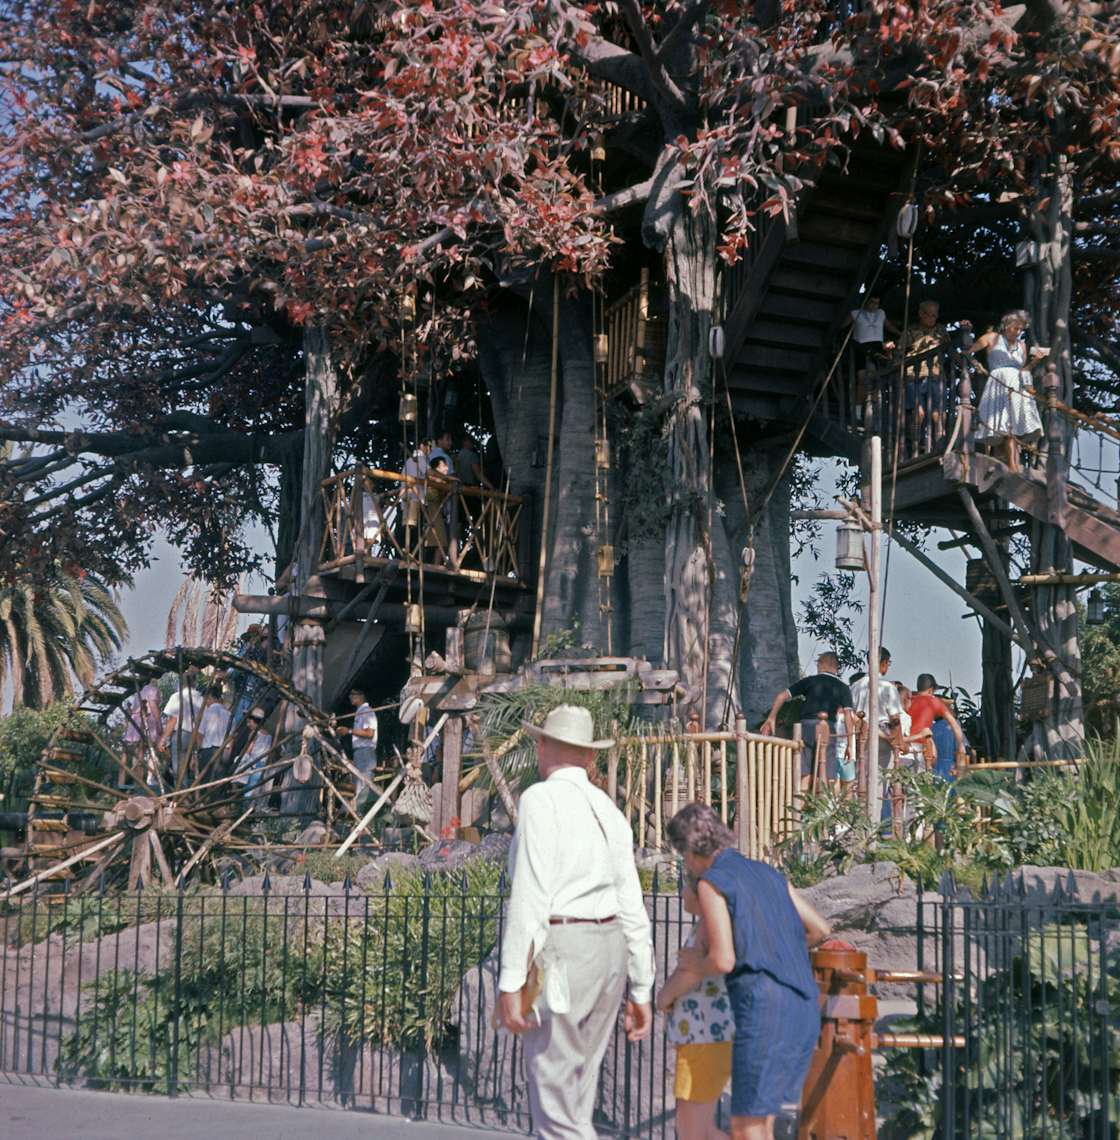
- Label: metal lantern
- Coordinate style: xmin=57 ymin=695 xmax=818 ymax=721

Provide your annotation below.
xmin=896 ymin=201 xmax=919 ymax=239
xmin=835 ymin=520 xmax=865 ymax=571
xmin=399 ymin=393 xmax=418 ymax=423
xmin=593 ymin=333 xmax=609 ymax=364
xmin=596 ymin=544 xmax=615 ymax=577
xmin=1088 ymin=588 xmax=1106 ymax=626
xmin=405 ymin=603 xmax=423 ymax=635
xmin=595 ymin=438 xmax=610 ymax=468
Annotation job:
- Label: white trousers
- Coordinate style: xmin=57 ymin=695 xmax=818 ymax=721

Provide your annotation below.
xmin=522 ymin=921 xmax=629 ymax=1140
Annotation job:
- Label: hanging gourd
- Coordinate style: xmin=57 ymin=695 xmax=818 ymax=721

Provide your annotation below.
xmin=896 ymin=201 xmax=920 ymax=239
xmin=596 ymin=544 xmax=615 ymax=577
xmin=405 ymin=603 xmax=423 ymax=634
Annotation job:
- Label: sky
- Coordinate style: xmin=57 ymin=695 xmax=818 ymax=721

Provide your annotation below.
xmin=117 ymin=457 xmax=988 ymax=699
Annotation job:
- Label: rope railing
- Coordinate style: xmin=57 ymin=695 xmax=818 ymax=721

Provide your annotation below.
xmin=319 ymin=466 xmax=528 ymax=584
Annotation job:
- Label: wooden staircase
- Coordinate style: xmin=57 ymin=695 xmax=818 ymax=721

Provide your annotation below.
xmin=723 ymin=142 xmax=912 ymax=418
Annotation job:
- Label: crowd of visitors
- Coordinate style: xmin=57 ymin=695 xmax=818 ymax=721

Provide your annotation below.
xmin=845 ymin=294 xmax=1051 ymax=471
xmin=759 ymin=646 xmax=970 ymax=805
xmin=117 ymin=625 xmax=288 ymax=797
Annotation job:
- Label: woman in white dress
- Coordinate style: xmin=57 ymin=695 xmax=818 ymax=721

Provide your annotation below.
xmin=968 ymin=310 xmax=1047 ymax=472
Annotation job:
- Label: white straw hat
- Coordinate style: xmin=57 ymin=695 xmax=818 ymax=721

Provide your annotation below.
xmin=521 ymin=704 xmax=614 ymax=750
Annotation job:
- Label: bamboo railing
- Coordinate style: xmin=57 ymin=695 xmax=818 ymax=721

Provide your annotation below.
xmin=604 ymin=719 xmax=804 ymax=863
xmin=603 ymin=267 xmax=666 ymax=401
xmin=319 ymin=466 xmax=528 ymax=584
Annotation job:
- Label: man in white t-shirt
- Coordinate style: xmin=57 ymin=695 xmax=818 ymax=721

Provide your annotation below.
xmin=851 ymin=647 xmax=903 ymax=819
xmin=339 ymin=685 xmax=379 ymax=810
xmin=160 ymin=667 xmax=205 ymax=776
xmin=198 ymin=685 xmax=231 ymax=775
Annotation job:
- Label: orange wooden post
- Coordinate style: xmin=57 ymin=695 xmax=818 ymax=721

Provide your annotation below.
xmin=799 ymin=941 xmax=878 ymax=1140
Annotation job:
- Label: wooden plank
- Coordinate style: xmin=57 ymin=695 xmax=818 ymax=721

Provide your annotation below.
xmin=781 ymin=241 xmax=865 ymax=273
xmin=798 ymin=215 xmax=879 ymax=246
xmin=736 ymin=344 xmax=815 ymax=374
xmin=757 ymin=294 xmax=836 ymax=324
xmin=768 ymin=267 xmax=853 ymax=298
xmin=743 ymin=319 xmax=825 ymax=349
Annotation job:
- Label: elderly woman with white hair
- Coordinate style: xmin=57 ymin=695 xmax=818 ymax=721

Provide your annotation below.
xmin=969 ymin=309 xmax=1048 ymax=472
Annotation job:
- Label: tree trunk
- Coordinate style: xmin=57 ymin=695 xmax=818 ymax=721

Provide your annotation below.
xmin=719 ymin=444 xmax=800 ymax=727
xmin=624 ymin=535 xmax=666 ymax=664
xmin=283 ymin=325 xmax=341 ymax=815
xmin=980 ymin=617 xmax=1015 ymax=760
xmin=1025 ymin=156 xmax=1084 ymax=757
xmin=478 ymin=294 xmax=601 ymax=654
xmin=661 ymin=207 xmax=732 ymax=725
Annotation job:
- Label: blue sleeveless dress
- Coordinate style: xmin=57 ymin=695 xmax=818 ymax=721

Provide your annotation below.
xmin=702 ymin=849 xmax=820 ymax=1117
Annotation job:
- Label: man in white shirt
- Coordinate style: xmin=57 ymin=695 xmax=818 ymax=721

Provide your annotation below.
xmin=497 ymin=705 xmax=654 ymax=1140
xmin=339 ymin=685 xmax=379 ymax=810
xmin=197 ymin=685 xmax=231 ymax=776
xmin=159 ymin=666 xmax=204 ymax=777
xmin=850 ymin=647 xmax=903 ymax=814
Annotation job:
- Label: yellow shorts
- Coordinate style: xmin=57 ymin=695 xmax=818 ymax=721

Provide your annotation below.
xmin=674 ymin=1041 xmax=733 ymax=1103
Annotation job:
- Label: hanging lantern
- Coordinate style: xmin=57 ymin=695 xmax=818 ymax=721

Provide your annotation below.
xmin=400 ymin=287 xmax=416 ymax=320
xmin=896 ymin=201 xmax=919 ymax=239
xmin=597 ymin=544 xmax=615 ymax=576
xmin=403 ymin=497 xmax=420 ymax=529
xmin=399 ymin=393 xmax=418 ymax=423
xmin=595 ymin=438 xmax=610 ymax=468
xmin=835 ymin=520 xmax=865 ymax=571
xmin=590 ymin=132 xmax=606 ymax=163
xmin=1087 ymin=588 xmax=1106 ymax=626
xmin=405 ymin=603 xmax=423 ymax=634
xmin=593 ymin=332 xmax=609 ymax=364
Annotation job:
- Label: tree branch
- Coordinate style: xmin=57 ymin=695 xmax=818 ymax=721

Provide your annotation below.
xmin=656 ymin=0 xmax=709 ymax=65
xmin=596 ymin=178 xmax=654 ymax=213
xmin=617 ymin=0 xmax=689 ymax=120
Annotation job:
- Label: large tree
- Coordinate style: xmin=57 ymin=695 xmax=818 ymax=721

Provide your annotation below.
xmin=1 ymin=0 xmax=1117 ymax=733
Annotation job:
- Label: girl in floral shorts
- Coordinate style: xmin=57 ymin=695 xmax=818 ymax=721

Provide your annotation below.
xmin=657 ymin=874 xmax=733 ymax=1140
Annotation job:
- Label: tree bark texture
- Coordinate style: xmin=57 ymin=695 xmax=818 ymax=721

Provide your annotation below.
xmin=719 ymin=444 xmax=800 ymax=727
xmin=980 ymin=617 xmax=1016 ymax=760
xmin=661 ymin=206 xmax=739 ymax=725
xmin=1025 ymin=157 xmax=1084 ymax=757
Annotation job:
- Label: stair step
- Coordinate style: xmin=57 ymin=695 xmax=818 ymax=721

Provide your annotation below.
xmin=769 ymin=266 xmax=852 ymax=300
xmin=781 ymin=241 xmax=863 ymax=273
xmin=743 ymin=320 xmax=826 ymax=349
xmin=798 ymin=215 xmax=878 ymax=247
xmin=736 ymin=344 xmax=815 ymax=374
xmin=758 ymin=294 xmax=836 ymax=325
xmin=806 ymin=193 xmax=886 ymax=225
xmin=818 ymin=166 xmax=901 ymax=196
xmin=726 ymin=368 xmax=807 ymax=397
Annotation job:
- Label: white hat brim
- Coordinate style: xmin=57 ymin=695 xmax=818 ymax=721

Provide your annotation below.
xmin=521 ymin=721 xmax=614 ymax=750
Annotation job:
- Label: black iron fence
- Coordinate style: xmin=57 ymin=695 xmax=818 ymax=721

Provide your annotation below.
xmin=4 ymin=868 xmax=1117 ymax=1137
xmin=906 ymin=877 xmax=1120 ymax=1139
xmin=0 ymin=868 xmax=688 ymax=1137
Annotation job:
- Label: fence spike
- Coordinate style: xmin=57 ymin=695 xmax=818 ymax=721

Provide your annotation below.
xmin=343 ymin=872 xmax=353 ymax=893
xmin=262 ymin=870 xmax=272 ymax=895
xmin=651 ymin=865 xmax=660 ymax=894
xmin=222 ymin=868 xmax=234 ymax=892
xmin=135 ymin=874 xmax=145 ymax=893
xmin=303 ymin=871 xmax=313 ymax=892
xmin=176 ymin=872 xmax=186 ymax=893
xmin=383 ymin=869 xmax=394 ymax=892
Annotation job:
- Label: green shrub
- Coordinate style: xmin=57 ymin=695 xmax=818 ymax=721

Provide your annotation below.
xmin=884 ymin=922 xmax=1120 ymax=1138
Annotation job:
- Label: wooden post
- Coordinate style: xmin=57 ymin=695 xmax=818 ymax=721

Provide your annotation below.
xmin=436 ymin=626 xmax=464 ymax=835
xmin=735 ymin=715 xmax=749 ymax=856
xmin=866 ymin=436 xmax=883 ymax=824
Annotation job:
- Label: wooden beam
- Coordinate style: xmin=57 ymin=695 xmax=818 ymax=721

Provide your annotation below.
xmin=957 ymin=488 xmax=1075 ymax=688
xmin=1017 ymin=571 xmax=1120 ymax=587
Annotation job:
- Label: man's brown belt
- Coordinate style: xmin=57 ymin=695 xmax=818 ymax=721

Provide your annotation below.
xmin=548 ymin=915 xmax=617 ymax=925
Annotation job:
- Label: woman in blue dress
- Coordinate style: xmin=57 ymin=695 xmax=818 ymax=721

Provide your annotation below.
xmin=668 ymin=803 xmax=830 ymax=1140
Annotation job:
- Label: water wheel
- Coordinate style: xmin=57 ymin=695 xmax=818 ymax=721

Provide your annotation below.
xmin=15 ymin=647 xmax=360 ymax=894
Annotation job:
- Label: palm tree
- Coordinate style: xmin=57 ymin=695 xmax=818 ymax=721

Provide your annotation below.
xmin=0 ymin=574 xmax=127 ymax=709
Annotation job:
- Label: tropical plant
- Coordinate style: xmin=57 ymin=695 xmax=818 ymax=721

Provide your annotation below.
xmin=883 ymin=923 xmax=1120 ymax=1139
xmin=470 ymin=677 xmax=639 ymax=796
xmin=0 ymin=701 xmax=83 ymax=815
xmin=0 ymin=574 xmax=126 ymax=709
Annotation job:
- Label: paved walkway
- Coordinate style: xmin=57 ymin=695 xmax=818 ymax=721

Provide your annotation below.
xmin=1 ymin=1081 xmax=514 ymax=1140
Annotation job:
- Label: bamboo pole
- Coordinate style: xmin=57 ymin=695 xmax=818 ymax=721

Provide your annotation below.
xmin=653 ymin=741 xmax=663 ymax=850
xmin=719 ymin=743 xmax=728 ymax=824
xmin=671 ymin=741 xmax=681 ymax=820
xmin=703 ymin=741 xmax=712 ymax=806
xmin=735 ymin=716 xmax=749 ymax=857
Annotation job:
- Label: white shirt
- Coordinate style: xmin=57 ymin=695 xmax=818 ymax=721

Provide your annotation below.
xmin=199 ymin=702 xmax=231 ymax=748
xmin=499 ymin=767 xmax=655 ymax=1003
xmin=403 ymin=451 xmax=428 ymax=501
xmin=850 ymin=675 xmax=902 ymax=728
xmin=163 ymin=687 xmax=203 ymax=734
xmin=353 ymin=703 xmax=378 ymax=749
xmin=851 ymin=308 xmax=886 ymax=343
xmin=233 ymin=731 xmax=273 ymax=783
